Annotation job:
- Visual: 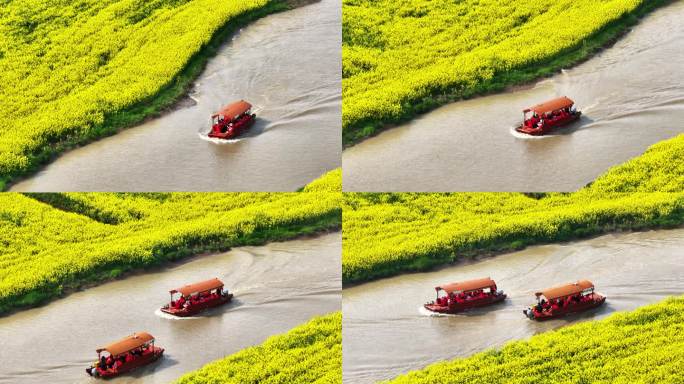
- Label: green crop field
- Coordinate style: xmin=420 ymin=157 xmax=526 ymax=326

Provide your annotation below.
xmin=0 ymin=187 xmax=341 ymax=314
xmin=342 ymin=0 xmax=665 ymax=145
xmin=176 ymin=312 xmax=341 ymax=384
xmin=0 ymin=0 xmax=295 ymax=188
xmin=384 ymin=296 xmax=684 ymax=383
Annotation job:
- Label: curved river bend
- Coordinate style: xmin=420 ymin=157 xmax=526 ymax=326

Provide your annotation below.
xmin=343 ymin=229 xmax=684 ymax=384
xmin=12 ymin=0 xmax=341 ymax=192
xmin=343 ymin=1 xmax=684 ymax=191
xmin=0 ymin=233 xmax=340 ymax=384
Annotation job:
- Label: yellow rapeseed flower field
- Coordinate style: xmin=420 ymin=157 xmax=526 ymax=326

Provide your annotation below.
xmin=342 ymin=191 xmax=684 ymax=283
xmin=0 ymin=0 xmax=284 ymax=186
xmin=0 ymin=188 xmax=341 ymax=314
xmin=176 ymin=312 xmax=341 ymax=384
xmin=342 ymin=0 xmax=663 ymax=144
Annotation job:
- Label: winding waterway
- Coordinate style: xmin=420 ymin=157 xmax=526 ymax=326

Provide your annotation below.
xmin=343 ymin=1 xmax=684 ymax=192
xmin=343 ymin=229 xmax=684 ymax=384
xmin=11 ymin=0 xmax=341 ymax=192
xmin=0 ymin=233 xmax=341 ymax=384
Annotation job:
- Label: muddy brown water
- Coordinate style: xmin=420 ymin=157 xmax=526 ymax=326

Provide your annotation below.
xmin=11 ymin=0 xmax=340 ymax=192
xmin=342 ymin=229 xmax=684 ymax=384
xmin=0 ymin=233 xmax=340 ymax=384
xmin=343 ymin=1 xmax=684 ymax=192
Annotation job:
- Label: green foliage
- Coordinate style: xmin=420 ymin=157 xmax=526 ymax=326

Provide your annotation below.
xmin=342 ymin=0 xmax=664 ymax=145
xmin=0 ymin=191 xmax=341 ymax=314
xmin=302 ymin=169 xmax=342 ymax=192
xmin=342 ymin=192 xmax=684 ymax=283
xmin=0 ymin=0 xmax=288 ymax=186
xmin=384 ymin=296 xmax=684 ymax=384
xmin=175 ymin=312 xmax=341 ymax=384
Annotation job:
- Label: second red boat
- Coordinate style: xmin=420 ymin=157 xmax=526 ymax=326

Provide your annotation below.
xmin=524 ymin=280 xmax=606 ymax=321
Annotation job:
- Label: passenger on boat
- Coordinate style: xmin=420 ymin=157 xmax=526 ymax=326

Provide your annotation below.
xmin=100 ymin=355 xmax=107 ymax=369
xmin=175 ymin=296 xmax=186 ymax=309
xmin=527 ymin=114 xmax=540 ymax=128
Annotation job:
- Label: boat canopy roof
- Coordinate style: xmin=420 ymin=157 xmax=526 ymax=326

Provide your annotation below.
xmin=535 ymin=280 xmax=594 ymax=300
xmin=436 ymin=277 xmax=496 ymax=294
xmin=524 ymin=96 xmax=574 ymax=115
xmin=212 ymin=100 xmax=252 ymax=120
xmin=97 ymin=332 xmax=154 ymax=356
xmin=171 ymin=278 xmax=224 ymax=297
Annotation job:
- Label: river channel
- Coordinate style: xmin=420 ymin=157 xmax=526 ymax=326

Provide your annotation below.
xmin=0 ymin=233 xmax=341 ymax=383
xmin=343 ymin=229 xmax=684 ymax=383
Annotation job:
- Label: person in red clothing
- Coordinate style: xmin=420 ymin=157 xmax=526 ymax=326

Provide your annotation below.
xmin=528 ymin=114 xmax=539 ymax=127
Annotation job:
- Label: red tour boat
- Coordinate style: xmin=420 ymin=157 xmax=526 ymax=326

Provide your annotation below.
xmin=208 ymin=100 xmax=256 ymax=139
xmin=160 ymin=278 xmax=233 ymax=317
xmin=515 ymin=96 xmax=581 ymax=136
xmin=424 ymin=277 xmax=506 ymax=314
xmin=524 ymin=280 xmax=606 ymax=321
xmin=86 ymin=332 xmax=164 ymax=378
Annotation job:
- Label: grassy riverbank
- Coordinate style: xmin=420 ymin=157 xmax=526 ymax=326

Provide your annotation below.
xmin=384 ymin=295 xmax=684 ymax=383
xmin=342 ymin=192 xmax=684 ymax=284
xmin=0 ymin=189 xmax=341 ymax=315
xmin=175 ymin=312 xmax=341 ymax=384
xmin=0 ymin=0 xmax=302 ymax=190
xmin=342 ymin=0 xmax=667 ymax=146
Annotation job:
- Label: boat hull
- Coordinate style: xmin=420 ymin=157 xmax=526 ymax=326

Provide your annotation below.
xmin=516 ymin=111 xmax=581 ymax=136
xmin=524 ymin=293 xmax=606 ymax=321
xmin=424 ymin=293 xmax=507 ymax=314
xmin=160 ymin=293 xmax=233 ymax=317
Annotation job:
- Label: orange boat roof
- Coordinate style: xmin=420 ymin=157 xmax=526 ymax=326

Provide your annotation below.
xmin=437 ymin=277 xmax=496 ymax=294
xmin=524 ymin=96 xmax=574 ymax=114
xmin=535 ymin=280 xmax=594 ymax=300
xmin=171 ymin=278 xmax=224 ymax=297
xmin=97 ymin=332 xmax=154 ymax=356
xmin=213 ymin=100 xmax=252 ymax=120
